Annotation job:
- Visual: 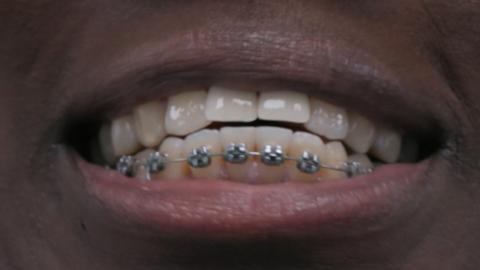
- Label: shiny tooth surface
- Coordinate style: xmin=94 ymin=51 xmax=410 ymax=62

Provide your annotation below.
xmin=288 ymin=132 xmax=326 ymax=182
xmin=183 ymin=129 xmax=223 ymax=179
xmin=133 ymin=101 xmax=167 ymax=147
xmin=205 ymin=86 xmax=257 ymax=122
xmin=165 ymin=90 xmax=212 ymax=136
xmin=321 ymin=141 xmax=348 ymax=179
xmin=256 ymin=126 xmax=293 ymax=182
xmin=347 ymin=154 xmax=374 ymax=170
xmin=98 ymin=123 xmax=116 ymax=165
xmin=305 ymin=98 xmax=349 ymax=140
xmin=370 ymin=125 xmax=402 ymax=163
xmin=220 ymin=127 xmax=256 ymax=182
xmin=155 ymin=137 xmax=188 ymax=180
xmin=344 ymin=112 xmax=376 ymax=154
xmin=111 ymin=115 xmax=141 ymax=157
xmin=132 ymin=149 xmax=155 ymax=179
xmin=258 ymin=91 xmax=310 ymax=123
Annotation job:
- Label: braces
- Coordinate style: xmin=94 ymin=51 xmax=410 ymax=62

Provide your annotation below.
xmin=115 ymin=143 xmax=374 ymax=180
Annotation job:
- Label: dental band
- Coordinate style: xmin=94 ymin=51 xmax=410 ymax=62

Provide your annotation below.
xmin=115 ymin=143 xmax=374 ymax=180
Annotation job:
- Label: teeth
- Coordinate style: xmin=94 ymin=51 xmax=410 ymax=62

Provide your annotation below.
xmin=344 ymin=112 xmax=376 ymax=154
xmin=220 ymin=127 xmax=256 ymax=182
xmin=111 ymin=115 xmax=141 ymax=157
xmin=322 ymin=141 xmax=348 ymax=179
xmin=347 ymin=154 xmax=374 ymax=170
xmin=370 ymin=125 xmax=402 ymax=163
xmin=165 ymin=90 xmax=212 ymax=136
xmin=288 ymin=132 xmax=326 ymax=182
xmin=258 ymin=91 xmax=310 ymax=123
xmin=256 ymin=126 xmax=293 ymax=182
xmin=305 ymin=98 xmax=349 ymax=140
xmin=98 ymin=124 xmax=116 ymax=165
xmin=133 ymin=101 xmax=167 ymax=147
xmin=155 ymin=137 xmax=188 ymax=180
xmin=132 ymin=149 xmax=155 ymax=179
xmin=205 ymin=86 xmax=257 ymax=122
xmin=184 ymin=129 xmax=223 ymax=179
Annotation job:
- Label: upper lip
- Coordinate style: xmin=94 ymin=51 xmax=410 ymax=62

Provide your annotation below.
xmin=56 ymin=22 xmax=453 ymax=258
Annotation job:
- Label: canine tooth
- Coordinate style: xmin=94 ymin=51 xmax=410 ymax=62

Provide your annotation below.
xmin=98 ymin=123 xmax=116 ymax=165
xmin=111 ymin=115 xmax=141 ymax=157
xmin=258 ymin=91 xmax=310 ymax=123
xmin=133 ymin=101 xmax=167 ymax=147
xmin=344 ymin=112 xmax=376 ymax=154
xmin=370 ymin=125 xmax=402 ymax=163
xmin=347 ymin=154 xmax=374 ymax=170
xmin=165 ymin=90 xmax=212 ymax=136
xmin=205 ymin=86 xmax=257 ymax=122
xmin=220 ymin=127 xmax=256 ymax=181
xmin=132 ymin=149 xmax=155 ymax=179
xmin=321 ymin=141 xmax=348 ymax=179
xmin=256 ymin=126 xmax=293 ymax=182
xmin=184 ymin=129 xmax=223 ymax=179
xmin=154 ymin=137 xmax=188 ymax=180
xmin=288 ymin=132 xmax=326 ymax=182
xmin=305 ymin=98 xmax=349 ymax=140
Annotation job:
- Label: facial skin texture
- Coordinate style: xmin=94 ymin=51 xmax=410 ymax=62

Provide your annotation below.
xmin=1 ymin=1 xmax=480 ymax=269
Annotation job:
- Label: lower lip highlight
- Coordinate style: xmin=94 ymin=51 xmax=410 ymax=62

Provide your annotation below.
xmin=77 ymin=156 xmax=431 ymax=239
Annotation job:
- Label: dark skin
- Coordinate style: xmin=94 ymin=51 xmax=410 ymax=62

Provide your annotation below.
xmin=1 ymin=1 xmax=480 ymax=269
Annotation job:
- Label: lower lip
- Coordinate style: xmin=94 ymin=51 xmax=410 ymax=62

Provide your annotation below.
xmin=77 ymin=156 xmax=432 ymax=240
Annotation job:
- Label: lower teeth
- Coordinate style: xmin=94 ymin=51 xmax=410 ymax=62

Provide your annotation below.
xmin=114 ymin=143 xmax=374 ymax=181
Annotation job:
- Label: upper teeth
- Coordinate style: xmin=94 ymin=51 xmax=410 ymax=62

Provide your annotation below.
xmin=98 ymin=85 xmax=412 ymax=182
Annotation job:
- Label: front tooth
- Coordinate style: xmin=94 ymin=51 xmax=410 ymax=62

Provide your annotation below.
xmin=321 ymin=141 xmax=348 ymax=179
xmin=184 ymin=129 xmax=223 ymax=179
xmin=98 ymin=123 xmax=116 ymax=165
xmin=304 ymin=98 xmax=349 ymax=140
xmin=154 ymin=137 xmax=188 ymax=180
xmin=133 ymin=101 xmax=167 ymax=147
xmin=344 ymin=112 xmax=376 ymax=154
xmin=133 ymin=149 xmax=155 ymax=180
xmin=370 ymin=125 xmax=402 ymax=163
xmin=347 ymin=154 xmax=374 ymax=170
xmin=111 ymin=115 xmax=141 ymax=157
xmin=220 ymin=127 xmax=256 ymax=182
xmin=205 ymin=86 xmax=257 ymax=122
xmin=256 ymin=126 xmax=293 ymax=182
xmin=165 ymin=90 xmax=212 ymax=136
xmin=288 ymin=132 xmax=326 ymax=182
xmin=258 ymin=91 xmax=310 ymax=123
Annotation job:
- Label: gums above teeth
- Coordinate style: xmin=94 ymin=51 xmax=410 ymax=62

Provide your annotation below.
xmin=96 ymin=85 xmax=417 ymax=183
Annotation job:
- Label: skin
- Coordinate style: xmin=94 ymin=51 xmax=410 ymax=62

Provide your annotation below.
xmin=1 ymin=1 xmax=480 ymax=269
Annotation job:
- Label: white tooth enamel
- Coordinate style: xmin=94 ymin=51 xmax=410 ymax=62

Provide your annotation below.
xmin=155 ymin=137 xmax=188 ymax=180
xmin=220 ymin=127 xmax=256 ymax=181
xmin=133 ymin=101 xmax=167 ymax=147
xmin=347 ymin=154 xmax=374 ymax=170
xmin=205 ymin=86 xmax=257 ymax=122
xmin=321 ymin=141 xmax=348 ymax=179
xmin=370 ymin=125 xmax=402 ymax=163
xmin=256 ymin=126 xmax=293 ymax=182
xmin=184 ymin=129 xmax=223 ymax=179
xmin=305 ymin=98 xmax=349 ymax=140
xmin=165 ymin=90 xmax=212 ymax=136
xmin=98 ymin=123 xmax=116 ymax=165
xmin=258 ymin=91 xmax=310 ymax=123
xmin=133 ymin=149 xmax=155 ymax=179
xmin=344 ymin=112 xmax=376 ymax=154
xmin=111 ymin=115 xmax=141 ymax=157
xmin=288 ymin=132 xmax=326 ymax=182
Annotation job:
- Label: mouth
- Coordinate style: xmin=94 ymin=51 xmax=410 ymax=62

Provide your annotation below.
xmin=60 ymin=28 xmax=446 ymax=242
